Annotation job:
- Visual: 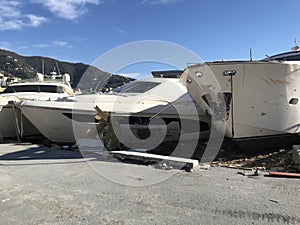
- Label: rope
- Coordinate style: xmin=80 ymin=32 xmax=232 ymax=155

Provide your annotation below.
xmin=11 ymin=102 xmax=21 ymax=142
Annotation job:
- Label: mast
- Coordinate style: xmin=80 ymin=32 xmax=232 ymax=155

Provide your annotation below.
xmin=55 ymin=61 xmax=61 ymax=75
xmin=42 ymin=59 xmax=45 ymax=75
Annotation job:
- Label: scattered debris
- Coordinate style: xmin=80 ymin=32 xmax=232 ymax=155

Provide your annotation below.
xmin=154 ymin=162 xmax=173 ymax=170
xmin=1 ymin=198 xmax=10 ymax=203
xmin=237 ymin=169 xmax=261 ymax=177
xmin=292 ymin=145 xmax=300 ymax=171
xmin=268 ymin=199 xmax=279 ymax=204
xmin=212 ymin=148 xmax=298 ymax=172
xmin=198 ymin=163 xmax=211 ymax=170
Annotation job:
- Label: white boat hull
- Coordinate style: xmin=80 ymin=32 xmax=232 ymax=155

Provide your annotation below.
xmin=181 ymin=61 xmax=300 ymax=148
xmin=18 ymin=100 xmax=97 ymax=144
xmin=0 ymin=104 xmax=40 ymax=138
xmin=19 ymin=97 xmax=210 ymax=145
xmin=19 ymin=78 xmax=211 ymax=146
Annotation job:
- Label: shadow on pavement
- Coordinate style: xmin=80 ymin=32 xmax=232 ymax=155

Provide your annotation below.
xmin=0 ymin=145 xmax=83 ymax=161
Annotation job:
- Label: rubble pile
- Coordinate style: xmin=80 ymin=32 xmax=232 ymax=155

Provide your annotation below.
xmin=213 ymin=149 xmax=298 ymax=172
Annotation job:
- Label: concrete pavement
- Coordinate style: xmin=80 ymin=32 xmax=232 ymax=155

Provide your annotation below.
xmin=0 ymin=142 xmax=299 ymax=225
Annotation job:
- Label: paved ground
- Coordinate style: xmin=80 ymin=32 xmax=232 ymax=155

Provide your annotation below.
xmin=0 ymin=142 xmax=299 ymax=225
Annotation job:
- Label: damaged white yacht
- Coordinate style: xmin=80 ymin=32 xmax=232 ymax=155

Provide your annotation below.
xmin=17 ymin=74 xmax=210 ymax=148
xmin=180 ymin=48 xmax=300 ymax=152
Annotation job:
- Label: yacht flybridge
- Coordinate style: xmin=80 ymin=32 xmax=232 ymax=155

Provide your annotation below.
xmin=180 ymin=48 xmax=300 ymax=152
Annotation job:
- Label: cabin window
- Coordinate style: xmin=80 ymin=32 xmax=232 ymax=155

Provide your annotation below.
xmin=11 ymin=85 xmax=39 ymax=92
xmin=1 ymin=84 xmax=65 ymax=94
xmin=1 ymin=86 xmax=15 ymax=93
xmin=115 ymin=81 xmax=160 ymax=93
xmin=39 ymin=85 xmax=64 ymax=93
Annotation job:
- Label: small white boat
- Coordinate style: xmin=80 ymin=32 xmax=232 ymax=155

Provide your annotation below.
xmin=180 ymin=49 xmax=300 ymax=152
xmin=18 ymin=77 xmax=210 ymax=148
xmin=0 ymin=81 xmax=74 ymax=139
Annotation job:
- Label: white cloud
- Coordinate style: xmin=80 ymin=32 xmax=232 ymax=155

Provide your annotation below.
xmin=18 ymin=46 xmax=29 ymax=50
xmin=0 ymin=0 xmax=47 ymax=31
xmin=142 ymin=0 xmax=180 ymax=5
xmin=26 ymin=14 xmax=48 ymax=27
xmin=0 ymin=1 xmax=21 ymax=18
xmin=32 ymin=0 xmax=102 ymax=20
xmin=33 ymin=43 xmax=50 ymax=48
xmin=54 ymin=41 xmax=72 ymax=48
xmin=22 ymin=41 xmax=71 ymax=49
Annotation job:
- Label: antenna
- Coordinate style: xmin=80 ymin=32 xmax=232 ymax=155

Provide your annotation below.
xmin=291 ymin=38 xmax=300 ymax=51
xmin=42 ymin=59 xmax=45 ymax=75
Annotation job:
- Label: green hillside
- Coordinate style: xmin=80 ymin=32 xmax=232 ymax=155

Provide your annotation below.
xmin=0 ymin=49 xmax=133 ymax=91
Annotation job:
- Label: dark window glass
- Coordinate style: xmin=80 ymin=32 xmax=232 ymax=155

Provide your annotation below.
xmin=39 ymin=85 xmax=62 ymax=93
xmin=12 ymin=85 xmax=39 ymax=92
xmin=116 ymin=81 xmax=160 ymax=93
xmin=1 ymin=86 xmax=15 ymax=93
xmin=1 ymin=84 xmax=65 ymax=94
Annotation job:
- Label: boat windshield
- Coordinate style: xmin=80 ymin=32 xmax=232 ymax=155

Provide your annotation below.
xmin=113 ymin=81 xmax=161 ymax=93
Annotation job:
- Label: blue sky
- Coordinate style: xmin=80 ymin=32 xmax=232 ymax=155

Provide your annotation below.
xmin=0 ymin=0 xmax=300 ymax=78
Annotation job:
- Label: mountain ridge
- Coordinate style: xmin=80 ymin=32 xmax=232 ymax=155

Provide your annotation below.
xmin=0 ymin=49 xmax=133 ymax=91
